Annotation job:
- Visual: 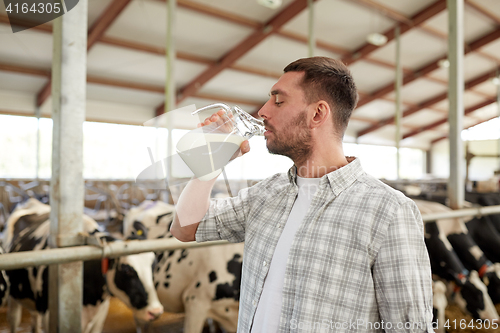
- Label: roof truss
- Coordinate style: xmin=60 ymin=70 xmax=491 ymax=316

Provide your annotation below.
xmin=1 ymin=0 xmax=499 ymax=147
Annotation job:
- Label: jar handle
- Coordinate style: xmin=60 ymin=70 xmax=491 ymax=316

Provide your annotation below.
xmin=191 ymin=103 xmax=232 ymax=115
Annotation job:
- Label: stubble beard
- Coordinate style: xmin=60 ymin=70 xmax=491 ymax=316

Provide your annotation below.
xmin=265 ymin=110 xmax=313 ymax=165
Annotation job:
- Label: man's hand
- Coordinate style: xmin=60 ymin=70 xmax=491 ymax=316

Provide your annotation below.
xmin=198 ymin=109 xmax=251 ymax=157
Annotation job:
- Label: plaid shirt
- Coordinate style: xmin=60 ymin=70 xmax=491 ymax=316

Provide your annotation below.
xmin=196 ymin=158 xmax=434 ymax=333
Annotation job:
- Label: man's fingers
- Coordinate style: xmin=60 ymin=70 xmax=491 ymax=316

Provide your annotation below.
xmin=240 ymin=140 xmax=250 ymax=155
xmin=199 ymin=109 xmax=227 ymax=127
xmin=197 ymin=109 xmax=235 ymax=132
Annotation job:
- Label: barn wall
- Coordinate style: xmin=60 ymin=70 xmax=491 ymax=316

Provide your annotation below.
xmin=431 ymin=139 xmax=500 ymax=180
xmin=0 ymin=90 xmax=36 ymax=114
xmin=468 ymin=140 xmax=500 ymax=181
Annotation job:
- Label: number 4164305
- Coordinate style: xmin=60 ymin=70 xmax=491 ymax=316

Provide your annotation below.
xmin=444 ymin=319 xmax=498 ymax=330
xmin=6 ymin=2 xmax=62 ymax=14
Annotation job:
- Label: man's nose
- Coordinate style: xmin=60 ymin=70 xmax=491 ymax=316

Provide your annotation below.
xmin=258 ymin=100 xmax=270 ymax=119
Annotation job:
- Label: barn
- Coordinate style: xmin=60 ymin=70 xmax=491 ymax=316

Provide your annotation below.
xmin=1 ymin=0 xmax=500 ymax=332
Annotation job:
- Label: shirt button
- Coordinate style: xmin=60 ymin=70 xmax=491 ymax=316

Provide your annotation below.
xmin=253 ymin=300 xmax=257 ymax=306
xmin=277 ymin=223 xmax=281 ymax=228
xmin=263 ymin=261 xmax=267 ymax=267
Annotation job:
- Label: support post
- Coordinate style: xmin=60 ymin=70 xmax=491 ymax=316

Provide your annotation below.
xmin=426 ymin=149 xmax=432 ymax=175
xmin=165 ymin=0 xmax=176 ymax=182
xmin=447 ymin=0 xmax=464 ymax=209
xmin=48 ymin=0 xmax=88 ymax=331
xmin=35 ymin=106 xmax=41 ymax=180
xmin=394 ymin=26 xmax=402 ymax=179
xmin=307 ymin=0 xmax=315 ymax=57
xmin=497 ymin=70 xmax=500 ymax=174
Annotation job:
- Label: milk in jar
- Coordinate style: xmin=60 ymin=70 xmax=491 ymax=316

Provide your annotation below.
xmin=176 ymin=129 xmax=244 ymax=181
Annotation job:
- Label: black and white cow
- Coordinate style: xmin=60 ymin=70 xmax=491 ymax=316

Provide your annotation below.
xmin=415 ymin=199 xmax=499 ymax=322
xmin=465 ymin=194 xmax=500 ymax=266
xmin=3 ymin=198 xmax=163 ymax=333
xmin=124 ymin=200 xmax=243 ymax=333
xmin=466 ymin=215 xmax=500 ymax=264
xmin=414 ymin=199 xmax=500 ymax=305
xmin=476 ymin=194 xmax=500 ymax=233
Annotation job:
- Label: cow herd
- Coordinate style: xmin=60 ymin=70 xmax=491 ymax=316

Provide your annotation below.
xmin=415 ymin=196 xmax=500 ymax=332
xmin=2 ymin=199 xmax=163 ymax=333
xmin=0 ymin=198 xmax=243 ymax=333
xmin=123 ymin=201 xmax=242 ymax=333
xmin=0 ymin=193 xmax=499 ymax=333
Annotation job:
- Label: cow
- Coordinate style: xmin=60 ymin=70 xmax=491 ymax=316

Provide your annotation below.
xmin=3 ymin=198 xmax=163 ymax=333
xmin=464 ymin=194 xmax=500 ymax=265
xmin=414 ymin=199 xmax=500 ymax=305
xmin=476 ymin=194 xmax=500 ymax=233
xmin=466 ymin=215 xmax=500 ymax=264
xmin=414 ymin=199 xmax=499 ymax=322
xmin=432 ymin=280 xmax=447 ymax=333
xmin=123 ymin=200 xmax=243 ymax=333
xmin=0 ymin=247 xmax=9 ymax=308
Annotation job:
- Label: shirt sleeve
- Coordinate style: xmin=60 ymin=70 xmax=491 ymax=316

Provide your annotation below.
xmin=372 ymin=200 xmax=434 ymax=332
xmin=195 ymin=186 xmax=252 ymax=243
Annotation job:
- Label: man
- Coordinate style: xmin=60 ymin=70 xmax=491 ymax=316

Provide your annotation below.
xmin=171 ymin=57 xmax=433 ymax=332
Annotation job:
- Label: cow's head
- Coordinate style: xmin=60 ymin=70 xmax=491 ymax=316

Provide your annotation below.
xmin=483 ymin=263 xmax=500 ymax=304
xmin=106 ymin=252 xmax=164 ymax=323
xmin=454 ymin=270 xmax=499 ymax=322
xmin=123 ymin=201 xmax=175 ymax=240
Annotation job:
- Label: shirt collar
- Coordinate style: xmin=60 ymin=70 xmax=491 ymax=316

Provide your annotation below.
xmin=287 ymin=157 xmax=364 ymax=196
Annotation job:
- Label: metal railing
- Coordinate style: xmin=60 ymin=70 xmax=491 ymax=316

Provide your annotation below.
xmin=421 ymin=204 xmax=500 ymax=222
xmin=0 ymin=204 xmax=499 ymax=271
xmin=0 ymin=238 xmax=230 ymax=271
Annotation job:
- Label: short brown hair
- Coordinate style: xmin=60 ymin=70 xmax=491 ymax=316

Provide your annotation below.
xmin=284 ymin=57 xmax=358 ymax=139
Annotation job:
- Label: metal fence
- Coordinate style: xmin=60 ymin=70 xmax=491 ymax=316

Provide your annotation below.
xmin=0 ymin=238 xmax=230 ymax=271
xmin=0 ymin=204 xmax=499 ymax=271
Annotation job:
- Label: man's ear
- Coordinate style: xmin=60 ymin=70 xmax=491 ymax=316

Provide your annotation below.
xmin=310 ymin=100 xmax=331 ymax=129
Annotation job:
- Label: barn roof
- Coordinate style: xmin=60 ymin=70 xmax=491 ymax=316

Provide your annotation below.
xmin=1 ymin=0 xmax=500 ymax=150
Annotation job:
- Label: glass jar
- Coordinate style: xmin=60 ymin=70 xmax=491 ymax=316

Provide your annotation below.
xmin=176 ymin=103 xmax=265 ymax=181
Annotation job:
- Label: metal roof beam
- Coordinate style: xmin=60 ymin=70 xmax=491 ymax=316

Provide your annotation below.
xmin=356 ymin=25 xmax=500 ymax=137
xmin=465 ymin=0 xmax=500 ymax=25
xmin=406 ymin=94 xmax=498 ymax=140
xmin=86 ymin=0 xmax=132 ymax=50
xmin=431 ymin=98 xmax=499 ymax=144
xmin=0 ymin=11 xmax=453 ymax=83
xmin=359 ymin=69 xmax=499 ymax=137
xmin=0 ymin=62 xmax=270 ymax=106
xmin=155 ymin=0 xmax=313 ymax=114
xmin=1 ymin=62 xmax=403 ymax=126
xmin=0 ymin=14 xmax=52 ymax=32
xmin=347 ymin=0 xmax=500 ymax=52
xmin=356 ymin=57 xmax=445 ymax=110
xmin=176 ymin=0 xmax=261 ymax=29
xmin=342 ymin=0 xmax=447 ymax=65
xmin=347 ymin=0 xmax=413 ymax=26
xmin=36 ymin=0 xmax=133 ymax=107
xmin=0 ymin=63 xmax=50 ymax=77
xmin=177 ymin=0 xmax=311 ymax=101
xmin=0 ymin=14 xmax=448 ymax=90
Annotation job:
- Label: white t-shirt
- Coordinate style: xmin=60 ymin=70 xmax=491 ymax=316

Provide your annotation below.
xmin=251 ymin=176 xmax=320 ymax=333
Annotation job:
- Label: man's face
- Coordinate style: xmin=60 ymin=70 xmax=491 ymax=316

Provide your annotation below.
xmin=258 ymin=72 xmax=313 ymax=163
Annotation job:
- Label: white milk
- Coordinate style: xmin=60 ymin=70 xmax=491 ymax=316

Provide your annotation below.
xmin=176 ymin=131 xmax=244 ymax=181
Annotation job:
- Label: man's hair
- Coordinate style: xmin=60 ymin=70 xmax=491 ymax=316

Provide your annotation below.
xmin=283 ymin=57 xmax=358 ymax=139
